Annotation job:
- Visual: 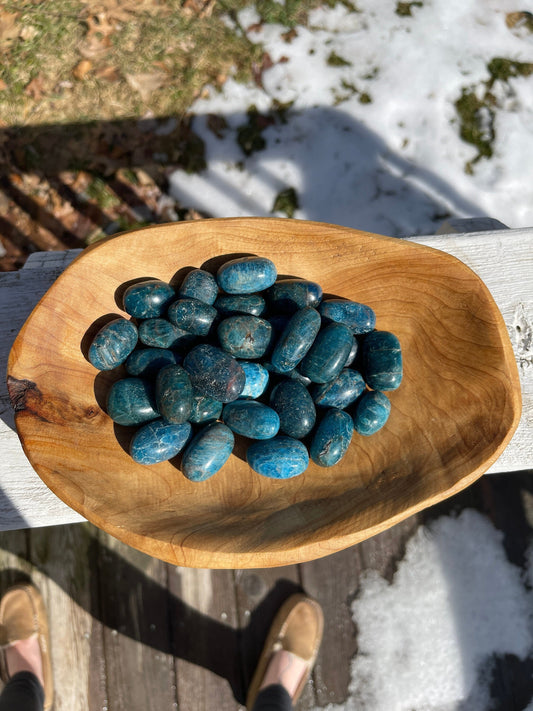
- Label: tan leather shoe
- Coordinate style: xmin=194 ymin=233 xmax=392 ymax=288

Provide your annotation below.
xmin=246 ymin=593 xmax=324 ymax=710
xmin=0 ymin=584 xmax=53 ymax=711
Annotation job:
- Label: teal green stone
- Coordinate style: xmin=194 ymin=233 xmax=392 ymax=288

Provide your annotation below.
xmin=125 ymin=348 xmax=177 ymax=378
xmin=123 ymin=280 xmax=175 ymax=319
xmin=130 ymin=419 xmax=192 ymax=465
xmin=311 ymin=368 xmax=366 ymax=409
xmin=361 ymin=331 xmax=403 ymax=391
xmin=182 ymin=422 xmax=234 ymax=482
xmin=155 ymin=365 xmax=193 ymax=424
xmin=88 ymin=318 xmax=138 ymax=370
xmin=270 ymin=306 xmax=321 ymax=373
xmin=217 ymin=256 xmax=277 ymax=294
xmin=319 ymin=299 xmax=376 ymax=334
xmin=299 ymin=323 xmax=353 ymax=384
xmin=106 ymin=377 xmax=158 ymax=426
xmin=189 ymin=390 xmax=223 ymax=424
xmin=214 ymin=293 xmax=266 ymax=317
xmin=238 ymin=361 xmax=270 ymax=399
xmin=310 ymin=408 xmax=353 ymax=467
xmin=183 ymin=344 xmax=245 ymax=402
xmin=167 ymin=298 xmax=217 ymax=336
xmin=352 ymin=390 xmax=391 ymax=436
xmin=217 ymin=315 xmax=272 ymax=359
xmin=223 ymin=401 xmax=280 ymax=439
xmin=138 ymin=318 xmax=195 ymax=350
xmin=267 ymin=278 xmax=322 ymax=314
xmin=269 ymin=379 xmax=316 ymax=439
xmin=247 ymin=436 xmax=309 ymax=479
xmin=178 ymin=269 xmax=218 ymax=305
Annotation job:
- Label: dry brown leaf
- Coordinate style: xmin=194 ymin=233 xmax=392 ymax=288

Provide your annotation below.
xmin=182 ymin=0 xmax=215 ymax=18
xmin=72 ymin=59 xmax=93 ymax=80
xmin=125 ymin=71 xmax=166 ymax=102
xmin=0 ymin=78 xmax=7 ymax=91
xmin=79 ymin=33 xmax=111 ymax=59
xmin=24 ymin=74 xmax=46 ymax=100
xmin=0 ymin=11 xmax=19 ymax=44
xmin=95 ymin=65 xmax=120 ymax=81
xmin=85 ymin=12 xmax=116 ymax=39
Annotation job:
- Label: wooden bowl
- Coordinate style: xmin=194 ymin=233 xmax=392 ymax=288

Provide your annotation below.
xmin=7 ymin=218 xmax=521 ymax=568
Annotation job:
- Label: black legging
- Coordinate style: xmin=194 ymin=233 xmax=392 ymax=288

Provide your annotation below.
xmin=0 ymin=672 xmax=44 ymax=711
xmin=252 ymin=684 xmax=293 ymax=711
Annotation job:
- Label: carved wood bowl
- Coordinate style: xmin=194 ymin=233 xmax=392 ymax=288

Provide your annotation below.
xmin=7 ymin=218 xmax=521 ymax=568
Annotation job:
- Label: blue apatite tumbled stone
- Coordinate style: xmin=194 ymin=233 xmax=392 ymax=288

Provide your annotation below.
xmin=183 ymin=344 xmax=245 ymax=403
xmin=267 ymin=279 xmax=323 ymax=314
xmin=299 ymin=323 xmax=353 ymax=384
xmin=217 ymin=256 xmax=277 ymax=294
xmin=182 ymin=422 xmax=234 ymax=482
xmin=130 ymin=419 xmax=192 ymax=465
xmin=218 ymin=315 xmax=272 ymax=359
xmin=189 ymin=390 xmax=223 ymax=424
xmin=238 ymin=361 xmax=270 ymax=399
xmin=270 ymin=306 xmax=321 ymax=373
xmin=138 ymin=318 xmax=196 ymax=351
xmin=155 ymin=365 xmax=193 ymax=424
xmin=88 ymin=318 xmax=138 ymax=370
xmin=269 ymin=379 xmax=316 ymax=439
xmin=310 ymin=409 xmax=353 ymax=467
xmin=178 ymin=269 xmax=218 ymax=305
xmin=247 ymin=436 xmax=309 ymax=479
xmin=214 ymin=294 xmax=266 ymax=317
xmin=319 ymin=299 xmax=376 ymax=335
xmin=343 ymin=337 xmax=358 ymax=368
xmin=311 ymin=368 xmax=366 ymax=409
xmin=106 ymin=377 xmax=158 ymax=426
xmin=167 ymin=298 xmax=217 ymax=336
xmin=361 ymin=331 xmax=402 ymax=391
xmin=125 ymin=348 xmax=177 ymax=378
xmin=352 ymin=390 xmax=391 ymax=436
xmin=123 ymin=280 xmax=175 ymax=319
xmin=223 ymin=401 xmax=280 ymax=439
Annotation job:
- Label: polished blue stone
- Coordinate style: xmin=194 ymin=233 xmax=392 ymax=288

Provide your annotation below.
xmin=183 ymin=344 xmax=245 ymax=402
xmin=352 ymin=390 xmax=391 ymax=436
xmin=223 ymin=401 xmax=280 ymax=439
xmin=155 ymin=365 xmax=193 ymax=424
xmin=267 ymin=279 xmax=322 ymax=313
xmin=217 ymin=256 xmax=277 ymax=294
xmin=319 ymin=299 xmax=376 ymax=334
xmin=123 ymin=280 xmax=175 ymax=319
xmin=310 ymin=408 xmax=353 ymax=467
xmin=181 ymin=422 xmax=234 ymax=482
xmin=343 ymin=337 xmax=358 ymax=367
xmin=130 ymin=419 xmax=192 ymax=465
xmin=214 ymin=294 xmax=266 ymax=317
xmin=88 ymin=318 xmax=138 ymax=370
xmin=189 ymin=390 xmax=223 ymax=424
xmin=247 ymin=436 xmax=309 ymax=479
xmin=361 ymin=331 xmax=402 ymax=391
xmin=217 ymin=315 xmax=272 ymax=359
xmin=167 ymin=298 xmax=217 ymax=336
xmin=138 ymin=318 xmax=195 ymax=350
xmin=106 ymin=377 xmax=158 ymax=426
xmin=299 ymin=323 xmax=353 ymax=384
xmin=178 ymin=269 xmax=218 ymax=305
xmin=270 ymin=306 xmax=321 ymax=373
xmin=125 ymin=348 xmax=177 ymax=378
xmin=238 ymin=361 xmax=270 ymax=399
xmin=269 ymin=379 xmax=316 ymax=439
xmin=311 ymin=368 xmax=366 ymax=409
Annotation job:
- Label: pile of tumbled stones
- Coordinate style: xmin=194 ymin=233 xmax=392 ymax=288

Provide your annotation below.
xmin=88 ymin=256 xmax=402 ymax=482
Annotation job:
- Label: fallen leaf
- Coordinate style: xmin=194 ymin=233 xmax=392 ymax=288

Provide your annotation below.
xmin=0 ymin=11 xmax=19 ymax=44
xmin=85 ymin=12 xmax=116 ymax=39
xmin=281 ymin=28 xmax=298 ymax=42
xmin=95 ymin=65 xmax=120 ymax=81
xmin=24 ymin=74 xmax=46 ymax=100
xmin=207 ymin=113 xmax=228 ymax=138
xmin=0 ymin=78 xmax=7 ymax=91
xmin=125 ymin=71 xmax=166 ymax=101
xmin=182 ymin=0 xmax=215 ymax=18
xmin=79 ymin=33 xmax=111 ymax=59
xmin=72 ymin=59 xmax=92 ymax=80
xmin=19 ymin=25 xmax=38 ymax=41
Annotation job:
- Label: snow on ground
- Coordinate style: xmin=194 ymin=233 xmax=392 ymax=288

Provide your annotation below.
xmin=318 ymin=509 xmax=533 ymax=711
xmin=170 ymin=0 xmax=533 ymax=235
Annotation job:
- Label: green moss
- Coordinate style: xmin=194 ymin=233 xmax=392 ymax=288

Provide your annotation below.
xmin=395 ymin=1 xmax=423 ymax=17
xmin=237 ymin=105 xmax=273 ymax=156
xmin=487 ymin=57 xmax=533 ymax=86
xmin=272 ymin=187 xmax=299 ymax=218
xmin=327 ymin=51 xmax=352 ymax=67
xmin=454 ymin=89 xmax=495 ymax=164
xmin=359 ymin=92 xmax=372 ymax=104
xmin=87 ymin=177 xmax=120 ymax=209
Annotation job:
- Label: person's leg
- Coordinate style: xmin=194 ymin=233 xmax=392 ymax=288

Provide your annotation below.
xmin=251 ymin=648 xmax=309 ymax=711
xmin=0 ymin=671 xmax=44 ymax=711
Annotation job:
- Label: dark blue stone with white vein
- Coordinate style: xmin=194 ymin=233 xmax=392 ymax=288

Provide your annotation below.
xmin=189 ymin=390 xmax=223 ymax=424
xmin=125 ymin=348 xmax=177 ymax=378
xmin=269 ymin=379 xmax=316 ymax=439
xmin=352 ymin=390 xmax=391 ymax=435
xmin=299 ymin=322 xmax=353 ymax=384
xmin=311 ymin=368 xmax=366 ymax=409
xmin=247 ymin=436 xmax=309 ymax=479
xmin=155 ymin=365 xmax=193 ymax=424
xmin=167 ymin=298 xmax=217 ymax=336
xmin=267 ymin=279 xmax=323 ymax=314
xmin=178 ymin=269 xmax=218 ymax=305
xmin=361 ymin=331 xmax=403 ymax=391
xmin=183 ymin=344 xmax=245 ymax=402
xmin=223 ymin=401 xmax=280 ymax=439
xmin=238 ymin=361 xmax=269 ymax=399
xmin=310 ymin=408 xmax=353 ymax=467
xmin=130 ymin=419 xmax=192 ymax=465
xmin=88 ymin=318 xmax=138 ymax=370
xmin=270 ymin=306 xmax=321 ymax=373
xmin=319 ymin=299 xmax=376 ymax=334
xmin=214 ymin=294 xmax=266 ymax=317
xmin=106 ymin=377 xmax=158 ymax=426
xmin=217 ymin=315 xmax=272 ymax=359
xmin=182 ymin=422 xmax=234 ymax=482
xmin=217 ymin=256 xmax=277 ymax=294
xmin=343 ymin=337 xmax=358 ymax=368
xmin=123 ymin=280 xmax=175 ymax=319
xmin=138 ymin=318 xmax=191 ymax=349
